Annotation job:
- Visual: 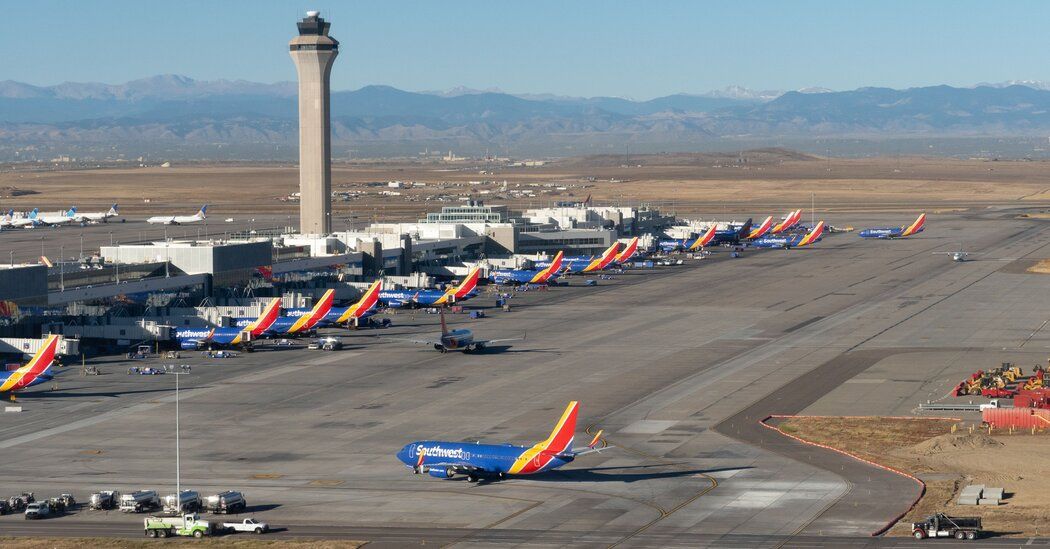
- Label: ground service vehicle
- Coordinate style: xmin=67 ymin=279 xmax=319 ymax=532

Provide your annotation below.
xmin=0 ymin=500 xmax=10 ymax=515
xmin=24 ymin=502 xmax=51 ymax=519
xmin=204 ymin=491 xmax=246 ymax=514
xmin=223 ymin=517 xmax=270 ymax=534
xmin=9 ymin=492 xmax=34 ymax=511
xmin=120 ymin=490 xmax=160 ymax=513
xmin=143 ymin=514 xmax=215 ymax=538
xmin=163 ymin=490 xmax=201 ymax=514
xmin=912 ymin=514 xmax=982 ymax=540
xmin=90 ymin=491 xmax=119 ymax=510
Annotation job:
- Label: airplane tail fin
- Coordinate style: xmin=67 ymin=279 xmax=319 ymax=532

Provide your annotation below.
xmin=738 ymin=218 xmax=753 ymax=238
xmin=197 ymin=205 xmax=208 ymax=219
xmin=452 ymin=267 xmax=480 ymax=298
xmin=543 ymin=251 xmax=564 ymax=279
xmin=0 ymin=334 xmax=60 ymax=392
xmin=66 ymin=206 xmax=76 ymax=217
xmin=538 ymin=401 xmax=579 ymax=454
xmin=902 ymin=213 xmax=926 ymax=237
xmin=109 ymin=204 xmax=119 ymax=215
xmin=28 ymin=208 xmax=38 ymax=219
xmin=248 ymin=298 xmax=283 ymax=336
xmin=689 ymin=225 xmax=717 ymax=251
xmin=616 ymin=237 xmax=639 ymax=263
xmin=439 ymin=307 xmax=449 ymax=336
xmin=798 ymin=221 xmax=826 ymax=247
xmin=748 ymin=215 xmax=774 ymax=239
xmin=338 ymin=279 xmax=383 ymax=323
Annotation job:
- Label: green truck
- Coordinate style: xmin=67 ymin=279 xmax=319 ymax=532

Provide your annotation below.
xmin=143 ymin=514 xmax=216 ymax=538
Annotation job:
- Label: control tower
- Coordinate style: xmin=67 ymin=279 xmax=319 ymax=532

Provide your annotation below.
xmin=289 ymin=11 xmax=339 ymax=235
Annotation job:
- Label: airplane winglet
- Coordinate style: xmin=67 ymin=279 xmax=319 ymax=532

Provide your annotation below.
xmin=588 ymin=429 xmax=603 ymax=449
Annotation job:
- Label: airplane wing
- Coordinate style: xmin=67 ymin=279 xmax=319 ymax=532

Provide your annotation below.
xmin=379 ymin=335 xmax=441 ymax=346
xmin=477 ymin=331 xmax=527 ymax=346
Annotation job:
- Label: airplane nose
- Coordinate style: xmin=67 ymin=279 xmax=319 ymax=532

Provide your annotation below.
xmin=396 ymin=444 xmax=412 ymax=465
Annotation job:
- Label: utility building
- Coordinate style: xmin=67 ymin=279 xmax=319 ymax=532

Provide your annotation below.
xmin=289 ymin=10 xmax=339 ymax=236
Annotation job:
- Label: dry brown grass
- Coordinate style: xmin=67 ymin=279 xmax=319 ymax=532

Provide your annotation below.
xmin=1026 ymin=259 xmax=1050 ymax=274
xmin=3 ymin=154 xmax=1050 ymax=220
xmin=0 ymin=538 xmax=365 ymax=549
xmin=777 ymin=416 xmax=1050 ymax=538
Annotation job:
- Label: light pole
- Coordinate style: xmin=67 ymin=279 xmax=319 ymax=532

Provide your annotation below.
xmin=80 ymin=233 xmax=84 ymax=261
xmin=173 ymin=370 xmax=187 ymax=497
xmin=59 ymin=244 xmax=64 ymax=291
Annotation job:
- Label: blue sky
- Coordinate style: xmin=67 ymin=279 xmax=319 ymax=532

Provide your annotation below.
xmin=3 ymin=1 xmax=1047 ymax=99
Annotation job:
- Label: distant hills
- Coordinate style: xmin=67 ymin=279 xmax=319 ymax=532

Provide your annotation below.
xmin=4 ymin=75 xmax=1050 ymax=160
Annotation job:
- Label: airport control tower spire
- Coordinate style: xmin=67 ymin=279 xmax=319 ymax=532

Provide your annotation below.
xmin=290 ymin=10 xmax=339 ymax=236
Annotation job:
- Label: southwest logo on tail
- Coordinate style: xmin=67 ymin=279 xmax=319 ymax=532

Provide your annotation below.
xmin=771 ymin=209 xmax=802 ymax=234
xmin=747 ymin=215 xmax=774 ymax=240
xmin=1 ymin=334 xmax=60 ymax=393
xmin=335 ymin=280 xmax=383 ymax=323
xmin=858 ymin=213 xmax=926 ymax=239
xmin=796 ymin=221 xmax=825 ymax=247
xmin=397 ymin=401 xmax=607 ymax=481
xmin=614 ymin=237 xmax=640 ymax=263
xmin=237 ymin=298 xmax=282 ymax=340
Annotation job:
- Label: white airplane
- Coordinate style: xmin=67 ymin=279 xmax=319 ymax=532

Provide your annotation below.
xmin=934 ymin=249 xmax=984 ymax=262
xmin=75 ymin=204 xmax=119 ymax=224
xmin=6 ymin=208 xmax=39 ymax=228
xmin=35 ymin=207 xmax=78 ymax=226
xmin=147 ymin=205 xmax=208 ymax=225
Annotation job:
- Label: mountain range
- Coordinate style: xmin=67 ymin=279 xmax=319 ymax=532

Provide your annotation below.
xmin=4 ymin=75 xmax=1050 ymax=160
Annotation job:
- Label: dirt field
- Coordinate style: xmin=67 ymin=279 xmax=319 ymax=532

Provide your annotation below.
xmin=0 ymin=538 xmax=365 ymax=549
xmin=3 ymin=150 xmax=1050 ymax=220
xmin=1026 ymin=259 xmax=1050 ymax=274
xmin=777 ymin=416 xmax=1050 ymax=538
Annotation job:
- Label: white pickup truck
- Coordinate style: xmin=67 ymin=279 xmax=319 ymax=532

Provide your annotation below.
xmin=222 ymin=517 xmax=269 ymax=534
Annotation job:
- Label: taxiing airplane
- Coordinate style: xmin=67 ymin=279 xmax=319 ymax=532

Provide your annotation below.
xmin=380 ymin=267 xmax=481 ymax=308
xmin=387 ymin=308 xmax=524 ymax=354
xmin=490 ymin=251 xmax=564 ymax=285
xmin=283 ymin=280 xmax=383 ymax=326
xmin=751 ymin=221 xmax=825 ymax=249
xmin=397 ymin=400 xmax=605 ymax=481
xmin=0 ymin=334 xmax=61 ymax=394
xmin=36 ymin=207 xmax=78 ymax=226
xmin=858 ymin=213 xmax=926 ymax=239
xmin=178 ymin=297 xmax=283 ymax=350
xmin=147 ymin=205 xmax=208 ymax=225
xmin=75 ymin=204 xmax=119 ymax=224
xmin=770 ymin=209 xmax=803 ymax=234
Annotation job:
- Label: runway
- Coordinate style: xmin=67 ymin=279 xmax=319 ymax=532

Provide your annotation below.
xmin=1 ymin=208 xmax=1049 ymax=546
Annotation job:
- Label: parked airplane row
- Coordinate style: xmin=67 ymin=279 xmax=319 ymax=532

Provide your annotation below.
xmin=0 ymin=204 xmax=210 ymax=229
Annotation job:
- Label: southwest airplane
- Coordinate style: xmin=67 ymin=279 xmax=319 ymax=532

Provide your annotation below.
xmin=709 ymin=218 xmax=753 ymax=246
xmin=490 ymin=251 xmax=564 ymax=285
xmin=178 ymin=298 xmax=283 ymax=350
xmin=387 ymin=308 xmax=524 ymax=353
xmin=36 ymin=207 xmax=78 ymax=226
xmin=0 ymin=334 xmax=61 ymax=394
xmin=283 ymin=280 xmax=383 ymax=326
xmin=770 ymin=209 xmax=803 ymax=234
xmin=751 ymin=221 xmax=825 ymax=249
xmin=74 ymin=204 xmax=119 ymax=224
xmin=746 ymin=215 xmax=775 ymax=240
xmin=613 ymin=237 xmax=640 ymax=263
xmin=397 ymin=401 xmax=605 ymax=481
xmin=658 ymin=225 xmax=717 ymax=253
xmin=147 ymin=205 xmax=208 ymax=225
xmin=558 ymin=241 xmax=623 ymax=273
xmin=258 ymin=289 xmax=335 ymax=335
xmin=858 ymin=213 xmax=926 ymax=239
xmin=379 ymin=267 xmax=480 ymax=308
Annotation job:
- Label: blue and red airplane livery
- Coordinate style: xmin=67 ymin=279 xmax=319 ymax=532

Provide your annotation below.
xmin=379 ymin=267 xmax=481 ymax=308
xmin=535 ymin=242 xmax=621 ymax=273
xmin=177 ymin=297 xmax=283 ymax=350
xmin=859 ymin=213 xmax=926 ymax=239
xmin=397 ymin=401 xmax=605 ymax=481
xmin=0 ymin=334 xmax=60 ymax=394
xmin=490 ymin=251 xmax=564 ymax=285
xmin=283 ymin=280 xmax=383 ymax=326
xmin=750 ymin=220 xmax=826 ymax=249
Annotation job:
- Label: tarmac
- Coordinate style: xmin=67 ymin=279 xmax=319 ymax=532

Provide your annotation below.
xmin=1 ymin=208 xmax=1050 ymax=547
